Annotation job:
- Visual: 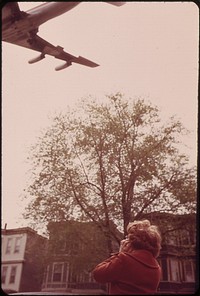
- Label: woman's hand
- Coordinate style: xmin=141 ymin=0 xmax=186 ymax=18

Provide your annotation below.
xmin=119 ymin=238 xmax=132 ymax=253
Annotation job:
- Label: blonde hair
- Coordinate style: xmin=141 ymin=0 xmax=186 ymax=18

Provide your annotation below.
xmin=127 ymin=219 xmax=161 ymax=258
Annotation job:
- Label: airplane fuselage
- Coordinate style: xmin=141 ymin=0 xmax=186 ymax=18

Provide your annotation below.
xmin=2 ymin=2 xmax=81 ymax=41
xmin=25 ymin=2 xmax=81 ymax=27
xmin=2 ymin=1 xmax=125 ymax=70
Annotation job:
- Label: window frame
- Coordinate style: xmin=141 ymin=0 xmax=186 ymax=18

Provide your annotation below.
xmin=14 ymin=237 xmax=21 ymax=253
xmin=182 ymin=259 xmax=195 ymax=282
xmin=168 ymin=258 xmax=180 ymax=282
xmin=6 ymin=238 xmax=13 ymax=254
xmin=52 ymin=262 xmax=64 ymax=282
xmin=9 ymin=266 xmax=17 ymax=284
xmin=1 ymin=266 xmax=8 ymax=284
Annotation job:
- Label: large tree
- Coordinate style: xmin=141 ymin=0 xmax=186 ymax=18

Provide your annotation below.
xmin=23 ymin=93 xmax=196 ymax=253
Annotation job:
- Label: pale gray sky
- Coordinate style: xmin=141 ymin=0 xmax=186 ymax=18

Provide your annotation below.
xmin=2 ymin=2 xmax=198 ymax=229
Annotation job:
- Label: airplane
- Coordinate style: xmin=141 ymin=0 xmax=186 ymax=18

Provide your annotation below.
xmin=2 ymin=2 xmax=126 ymax=71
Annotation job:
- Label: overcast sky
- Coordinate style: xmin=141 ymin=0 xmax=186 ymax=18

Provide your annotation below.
xmin=2 ymin=2 xmax=198 ymax=229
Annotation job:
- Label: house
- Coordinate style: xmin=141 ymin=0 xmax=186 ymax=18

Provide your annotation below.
xmin=1 ymin=226 xmax=47 ymax=293
xmin=41 ymin=213 xmax=197 ymax=295
xmin=41 ymin=220 xmax=121 ymax=294
xmin=140 ymin=212 xmax=197 ymax=294
xmin=2 ymin=213 xmax=196 ymax=294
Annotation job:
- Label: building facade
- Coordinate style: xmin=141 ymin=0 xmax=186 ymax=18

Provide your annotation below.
xmin=41 ymin=213 xmax=197 ymax=295
xmin=41 ymin=220 xmax=120 ymax=294
xmin=141 ymin=212 xmax=197 ymax=294
xmin=2 ymin=213 xmax=196 ymax=294
xmin=1 ymin=227 xmax=47 ymax=293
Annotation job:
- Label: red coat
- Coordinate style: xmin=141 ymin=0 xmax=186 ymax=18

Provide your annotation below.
xmin=92 ymin=250 xmax=161 ymax=295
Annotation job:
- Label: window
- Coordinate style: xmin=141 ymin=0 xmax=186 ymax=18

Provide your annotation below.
xmin=6 ymin=238 xmax=13 ymax=254
xmin=1 ymin=266 xmax=8 ymax=284
xmin=14 ymin=237 xmax=21 ymax=253
xmin=56 ymin=240 xmax=66 ymax=253
xmin=52 ymin=263 xmax=63 ymax=282
xmin=189 ymin=230 xmax=196 ymax=245
xmin=183 ymin=260 xmax=195 ymax=282
xmin=179 ymin=230 xmax=190 ymax=245
xmin=69 ymin=269 xmax=78 ymax=283
xmin=159 ymin=258 xmax=168 ymax=281
xmin=65 ymin=233 xmax=79 ymax=255
xmin=169 ymin=258 xmax=180 ymax=282
xmin=9 ymin=266 xmax=17 ymax=284
xmin=165 ymin=230 xmax=179 ymax=245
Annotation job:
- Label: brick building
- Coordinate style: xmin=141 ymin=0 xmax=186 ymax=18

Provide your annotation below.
xmin=141 ymin=212 xmax=197 ymax=294
xmin=2 ymin=212 xmax=196 ymax=294
xmin=41 ymin=220 xmax=120 ymax=294
xmin=41 ymin=213 xmax=197 ymax=295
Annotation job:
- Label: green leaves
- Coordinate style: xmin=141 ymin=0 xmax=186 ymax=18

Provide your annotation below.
xmin=23 ymin=93 xmax=196 ymax=252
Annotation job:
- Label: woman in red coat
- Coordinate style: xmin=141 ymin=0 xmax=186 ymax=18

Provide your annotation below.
xmin=92 ymin=219 xmax=162 ymax=295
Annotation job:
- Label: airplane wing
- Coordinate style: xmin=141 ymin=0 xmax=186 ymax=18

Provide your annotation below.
xmin=2 ymin=2 xmax=99 ymax=70
xmin=6 ymin=33 xmax=99 ymax=70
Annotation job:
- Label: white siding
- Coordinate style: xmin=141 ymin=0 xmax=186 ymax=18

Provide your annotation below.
xmin=1 ymin=263 xmax=23 ymax=292
xmin=1 ymin=232 xmax=27 ymax=292
xmin=2 ymin=233 xmax=27 ymax=261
